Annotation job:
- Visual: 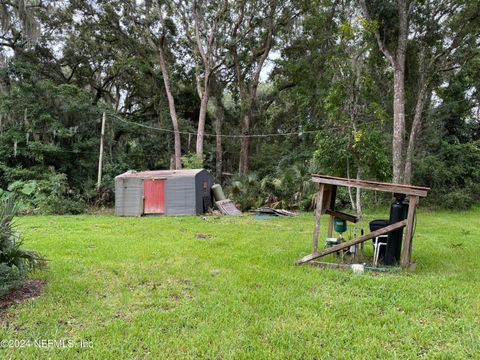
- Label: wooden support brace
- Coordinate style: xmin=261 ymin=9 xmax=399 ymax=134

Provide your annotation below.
xmin=297 ymin=220 xmax=407 ymax=265
xmin=325 ymin=209 xmax=360 ymax=223
xmin=401 ymin=195 xmax=418 ymax=267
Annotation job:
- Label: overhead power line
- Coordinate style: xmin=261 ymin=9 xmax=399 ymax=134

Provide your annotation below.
xmin=108 ymin=112 xmax=319 ymax=138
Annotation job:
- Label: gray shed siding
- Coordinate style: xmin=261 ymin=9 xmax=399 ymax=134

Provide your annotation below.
xmin=115 ymin=177 xmax=143 ymax=216
xmin=164 ymin=175 xmax=196 ymax=215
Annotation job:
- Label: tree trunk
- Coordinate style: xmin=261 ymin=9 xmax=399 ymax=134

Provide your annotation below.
xmin=392 ymin=67 xmax=406 ymax=183
xmin=404 ymin=84 xmax=429 ymax=184
xmin=391 ymin=0 xmax=409 ymax=184
xmin=355 ymin=168 xmax=362 ymax=218
xmin=232 ymin=5 xmax=275 ymax=176
xmin=238 ymin=112 xmax=251 ymax=175
xmin=346 ymin=157 xmax=355 ymax=210
xmin=404 ymin=47 xmax=429 ymax=185
xmin=158 ymin=37 xmax=181 ymax=170
xmin=211 ymin=93 xmax=224 ymax=182
xmin=191 ymin=0 xmax=218 ymax=162
xmin=195 ymin=76 xmax=209 ymax=161
xmin=361 ymin=0 xmax=409 ymax=184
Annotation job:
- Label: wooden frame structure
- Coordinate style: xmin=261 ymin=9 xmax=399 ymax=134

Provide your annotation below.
xmin=297 ymin=174 xmax=430 ymax=268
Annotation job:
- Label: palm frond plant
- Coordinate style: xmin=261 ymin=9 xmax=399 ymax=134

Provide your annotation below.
xmin=0 ymin=196 xmax=45 ymax=298
xmin=228 ymin=163 xmax=319 ymax=211
xmin=268 ymin=163 xmax=317 ymax=210
xmin=228 ymin=173 xmax=263 ymax=211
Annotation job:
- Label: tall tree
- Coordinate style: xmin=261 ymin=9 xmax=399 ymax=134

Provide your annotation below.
xmin=403 ymin=0 xmax=480 ymax=183
xmin=209 ymin=74 xmax=226 ymax=181
xmin=155 ymin=2 xmax=182 ymax=169
xmin=360 ymin=0 xmax=410 ymax=184
xmin=193 ymin=0 xmax=227 ymax=162
xmin=0 ymin=0 xmax=41 ymax=47
xmin=230 ymin=0 xmax=294 ymax=175
xmin=361 ymin=0 xmax=480 ymax=184
xmin=176 ymin=0 xmax=228 ymax=162
xmin=314 ymin=8 xmax=390 ymax=214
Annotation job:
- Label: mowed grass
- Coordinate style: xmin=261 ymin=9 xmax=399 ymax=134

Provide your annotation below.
xmin=1 ymin=208 xmax=479 ymax=359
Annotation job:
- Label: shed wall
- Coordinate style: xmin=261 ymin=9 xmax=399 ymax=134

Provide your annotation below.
xmin=115 ymin=177 xmax=143 ymax=216
xmin=165 ymin=176 xmax=196 ymax=215
xmin=195 ymin=170 xmax=214 ymax=215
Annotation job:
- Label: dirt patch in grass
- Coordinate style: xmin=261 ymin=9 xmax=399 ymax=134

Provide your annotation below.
xmin=0 ymin=280 xmax=45 ymax=315
xmin=194 ymin=233 xmax=210 ymax=239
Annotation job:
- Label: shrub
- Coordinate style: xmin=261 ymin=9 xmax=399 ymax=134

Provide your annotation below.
xmin=0 ymin=170 xmax=68 ymax=210
xmin=440 ymin=191 xmax=474 ymax=211
xmin=227 ymin=163 xmax=318 ymax=211
xmin=259 ymin=164 xmax=316 ymax=210
xmin=414 ymin=142 xmax=480 ymax=209
xmin=0 ymin=197 xmax=45 ymax=298
xmin=0 ymin=264 xmax=22 ymax=298
xmin=0 ymin=169 xmax=89 ymax=215
xmin=227 ymin=173 xmax=263 ymax=211
xmin=181 ymin=153 xmax=204 ymax=169
xmin=39 ymin=195 xmax=87 ymax=215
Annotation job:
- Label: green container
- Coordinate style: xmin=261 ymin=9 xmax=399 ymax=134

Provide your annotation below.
xmin=334 ymin=217 xmax=347 ymax=233
xmin=211 ymin=184 xmax=226 ymax=201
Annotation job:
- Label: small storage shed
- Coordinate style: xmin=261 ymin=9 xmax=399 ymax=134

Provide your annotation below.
xmin=115 ymin=169 xmax=214 ymax=216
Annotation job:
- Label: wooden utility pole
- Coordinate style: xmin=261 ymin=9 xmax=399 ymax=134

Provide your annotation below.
xmin=97 ymin=112 xmax=106 ymax=190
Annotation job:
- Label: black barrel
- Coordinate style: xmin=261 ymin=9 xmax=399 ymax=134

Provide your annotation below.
xmin=385 ymin=195 xmax=409 ymax=265
xmin=369 ymin=220 xmax=389 ymax=261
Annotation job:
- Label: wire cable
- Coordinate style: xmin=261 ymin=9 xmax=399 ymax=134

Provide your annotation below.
xmin=107 ymin=112 xmax=320 ymax=139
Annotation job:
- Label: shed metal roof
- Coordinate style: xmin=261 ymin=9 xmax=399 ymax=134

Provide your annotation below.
xmin=116 ymin=169 xmax=205 ymax=179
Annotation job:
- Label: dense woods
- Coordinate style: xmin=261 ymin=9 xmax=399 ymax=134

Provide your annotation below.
xmin=0 ymin=0 xmax=479 ymax=213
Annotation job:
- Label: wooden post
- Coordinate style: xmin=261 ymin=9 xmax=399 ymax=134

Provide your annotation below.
xmin=312 ymin=184 xmax=325 ymax=254
xmin=401 ymin=195 xmax=418 ymax=267
xmin=327 ymin=185 xmax=336 ymax=238
xmin=97 ymin=112 xmax=106 ymax=190
xmin=327 ymin=216 xmax=334 ymax=238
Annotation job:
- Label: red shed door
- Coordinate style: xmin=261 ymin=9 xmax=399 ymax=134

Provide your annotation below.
xmin=143 ymin=179 xmax=165 ymax=214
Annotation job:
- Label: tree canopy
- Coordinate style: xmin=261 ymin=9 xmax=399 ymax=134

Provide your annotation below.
xmin=0 ymin=0 xmax=479 ymax=212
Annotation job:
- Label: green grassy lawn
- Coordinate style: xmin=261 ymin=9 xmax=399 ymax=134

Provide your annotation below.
xmin=1 ymin=208 xmax=479 ymax=359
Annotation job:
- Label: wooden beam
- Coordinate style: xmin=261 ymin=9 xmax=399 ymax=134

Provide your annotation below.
xmin=297 ymin=220 xmax=407 ymax=264
xmin=325 ymin=209 xmax=359 ymax=223
xmin=401 ymin=196 xmax=418 ymax=267
xmin=311 ymin=177 xmax=428 ymax=197
xmin=311 ymin=184 xmax=325 ymax=254
xmin=312 ymin=174 xmax=430 ymax=191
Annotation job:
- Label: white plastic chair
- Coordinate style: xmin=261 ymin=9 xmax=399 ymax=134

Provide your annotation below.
xmin=373 ymin=235 xmax=388 ymax=266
